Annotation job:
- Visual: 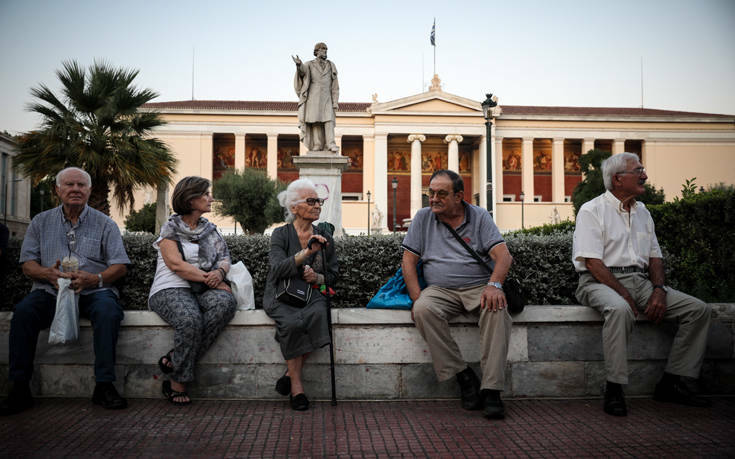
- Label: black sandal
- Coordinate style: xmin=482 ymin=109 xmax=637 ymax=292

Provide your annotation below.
xmin=158 ymin=349 xmax=174 ymax=374
xmin=162 ymin=380 xmax=191 ymax=406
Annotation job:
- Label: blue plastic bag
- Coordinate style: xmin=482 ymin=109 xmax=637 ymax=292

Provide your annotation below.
xmin=366 ymin=262 xmax=426 ymax=310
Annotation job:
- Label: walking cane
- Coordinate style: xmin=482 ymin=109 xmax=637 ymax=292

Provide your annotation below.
xmin=310 ymin=237 xmax=337 ymax=406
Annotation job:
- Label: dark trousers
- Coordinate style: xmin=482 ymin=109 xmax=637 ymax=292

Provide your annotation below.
xmin=9 ymin=289 xmax=124 ymax=383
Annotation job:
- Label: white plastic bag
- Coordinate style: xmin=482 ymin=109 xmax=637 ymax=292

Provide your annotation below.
xmin=48 ymin=278 xmax=79 ymax=344
xmin=227 ymin=261 xmax=255 ymax=310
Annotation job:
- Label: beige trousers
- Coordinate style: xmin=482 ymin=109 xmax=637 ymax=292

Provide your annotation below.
xmin=576 ymin=272 xmax=711 ymax=385
xmin=413 ymin=284 xmax=512 ymax=391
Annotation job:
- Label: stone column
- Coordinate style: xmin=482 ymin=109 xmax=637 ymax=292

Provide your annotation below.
xmin=479 ymin=135 xmax=487 ymax=209
xmin=613 ymin=139 xmax=625 ymax=155
xmin=362 ymin=135 xmax=374 ymax=198
xmin=235 ymin=134 xmax=246 ymax=170
xmin=444 ymin=135 xmax=463 ymax=172
xmin=582 ymin=138 xmax=594 ymax=156
xmin=201 ymin=133 xmax=213 ymax=180
xmin=267 ymin=134 xmax=278 ymax=180
xmin=373 ymin=134 xmax=389 ymax=232
xmin=522 ymin=137 xmax=534 ymax=200
xmin=407 ymin=134 xmax=426 ymax=218
xmin=495 ymin=136 xmax=504 ymax=200
xmin=292 ymin=154 xmax=350 ymax=236
xmin=552 ymin=138 xmax=565 ymax=202
xmin=155 ymin=182 xmax=169 ymax=235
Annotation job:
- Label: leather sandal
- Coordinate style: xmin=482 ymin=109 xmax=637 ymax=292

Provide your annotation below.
xmin=162 ymin=380 xmax=191 ymax=406
xmin=158 ymin=349 xmax=174 ymax=374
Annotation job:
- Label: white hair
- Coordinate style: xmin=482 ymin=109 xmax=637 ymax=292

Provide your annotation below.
xmin=56 ymin=167 xmax=92 ymax=187
xmin=601 ymin=152 xmax=640 ymax=191
xmin=278 ymin=178 xmax=317 ymax=223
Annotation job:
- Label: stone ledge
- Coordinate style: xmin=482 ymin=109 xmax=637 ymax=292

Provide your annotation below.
xmin=0 ymin=305 xmax=732 ymax=400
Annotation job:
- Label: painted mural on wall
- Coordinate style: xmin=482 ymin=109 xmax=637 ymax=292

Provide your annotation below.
xmin=503 ymin=151 xmax=521 ymax=172
xmin=459 ymin=151 xmax=471 ymax=174
xmin=247 ymin=148 xmax=266 ymax=169
xmin=344 ymin=148 xmax=363 ymax=171
xmin=564 ymin=150 xmax=581 ymax=173
xmin=277 ymin=148 xmax=297 ymax=170
xmin=534 ymin=150 xmax=552 ymax=172
xmin=213 ymin=143 xmax=235 ymax=180
xmin=388 ymin=150 xmax=410 ymax=172
xmin=421 ymin=151 xmax=447 ymax=173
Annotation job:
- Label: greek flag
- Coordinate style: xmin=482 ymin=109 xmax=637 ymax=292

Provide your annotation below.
xmin=430 ymin=19 xmax=435 ymax=46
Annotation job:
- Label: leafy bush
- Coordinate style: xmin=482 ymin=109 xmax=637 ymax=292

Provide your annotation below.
xmin=213 ymin=169 xmax=286 ymax=234
xmin=648 ymin=187 xmax=735 ymax=302
xmin=507 ymin=220 xmax=575 ymax=236
xmin=124 ymin=203 xmax=158 ymax=233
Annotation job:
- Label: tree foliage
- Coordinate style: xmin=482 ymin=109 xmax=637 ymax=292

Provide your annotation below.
xmin=571 ymin=149 xmax=664 ymax=215
xmin=14 ymin=60 xmax=176 ymax=215
xmin=213 ymin=169 xmax=286 ymax=234
xmin=124 ymin=202 xmax=158 ymax=233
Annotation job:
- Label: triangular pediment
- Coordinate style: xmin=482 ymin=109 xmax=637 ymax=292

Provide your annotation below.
xmin=371 ymin=90 xmax=482 ymax=115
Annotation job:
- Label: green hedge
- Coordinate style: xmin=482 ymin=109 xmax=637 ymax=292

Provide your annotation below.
xmin=647 ymin=187 xmax=735 ymax=302
xmin=3 ymin=192 xmax=732 ymax=311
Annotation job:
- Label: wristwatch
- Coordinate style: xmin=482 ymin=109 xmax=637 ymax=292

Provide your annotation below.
xmin=653 ymin=284 xmax=667 ymax=293
xmin=97 ymin=273 xmax=103 ymax=288
xmin=487 ymin=281 xmax=503 ymax=290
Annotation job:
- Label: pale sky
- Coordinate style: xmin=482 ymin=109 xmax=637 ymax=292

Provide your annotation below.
xmin=1 ymin=0 xmax=734 ymax=135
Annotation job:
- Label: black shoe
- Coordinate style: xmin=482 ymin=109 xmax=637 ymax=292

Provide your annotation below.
xmin=653 ymin=378 xmax=711 ymax=407
xmin=456 ymin=367 xmax=482 ymax=410
xmin=276 ymin=374 xmax=291 ymax=396
xmin=0 ymin=384 xmax=34 ymax=416
xmin=481 ymin=389 xmax=505 ymax=419
xmin=92 ymin=383 xmax=128 ymax=410
xmin=290 ymin=393 xmax=309 ymax=411
xmin=604 ymin=385 xmax=627 ymax=417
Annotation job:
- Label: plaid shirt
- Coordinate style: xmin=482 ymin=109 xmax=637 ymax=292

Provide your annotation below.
xmin=19 ymin=205 xmax=130 ymax=296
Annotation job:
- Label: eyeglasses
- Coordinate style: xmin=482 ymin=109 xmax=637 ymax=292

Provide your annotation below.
xmin=617 ymin=167 xmax=646 ymax=176
xmin=301 ymin=198 xmax=325 ymax=206
xmin=427 ymin=189 xmax=451 ymax=199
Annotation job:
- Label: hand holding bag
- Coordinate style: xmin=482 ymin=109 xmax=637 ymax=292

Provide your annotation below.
xmin=175 ymin=240 xmax=209 ymax=293
xmin=49 ymin=278 xmax=79 ymax=344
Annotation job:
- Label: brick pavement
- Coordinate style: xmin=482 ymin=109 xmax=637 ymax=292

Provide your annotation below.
xmin=1 ymin=397 xmax=734 ymax=457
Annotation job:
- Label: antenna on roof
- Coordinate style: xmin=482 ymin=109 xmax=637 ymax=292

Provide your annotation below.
xmin=191 ymin=47 xmax=195 ymax=101
xmin=640 ymin=56 xmax=644 ymax=109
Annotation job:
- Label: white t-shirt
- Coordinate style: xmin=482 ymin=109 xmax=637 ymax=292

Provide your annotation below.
xmin=572 ymin=190 xmax=662 ymax=272
xmin=148 ymin=237 xmax=202 ymax=303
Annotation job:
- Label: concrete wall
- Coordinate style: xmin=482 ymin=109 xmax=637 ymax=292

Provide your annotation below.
xmin=1 ymin=305 xmax=732 ymax=400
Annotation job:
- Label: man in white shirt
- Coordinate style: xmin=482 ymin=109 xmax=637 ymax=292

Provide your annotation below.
xmin=573 ymin=152 xmax=711 ymax=417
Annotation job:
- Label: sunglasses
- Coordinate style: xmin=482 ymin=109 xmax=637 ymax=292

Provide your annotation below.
xmin=301 ymin=198 xmax=325 ymax=206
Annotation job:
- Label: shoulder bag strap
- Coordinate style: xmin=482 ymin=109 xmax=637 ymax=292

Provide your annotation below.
xmin=439 ymin=221 xmax=492 ymax=274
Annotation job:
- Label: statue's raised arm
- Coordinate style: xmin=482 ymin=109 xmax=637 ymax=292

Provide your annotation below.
xmin=291 ymin=55 xmax=302 ymax=66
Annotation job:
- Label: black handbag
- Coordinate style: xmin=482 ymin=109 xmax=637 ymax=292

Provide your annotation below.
xmin=276 ymin=276 xmax=312 ymax=308
xmin=175 ymin=240 xmax=210 ymax=294
xmin=440 ymin=221 xmax=527 ymax=315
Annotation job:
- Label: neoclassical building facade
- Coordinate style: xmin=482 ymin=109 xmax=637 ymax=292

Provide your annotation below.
xmin=122 ymin=78 xmax=735 ymax=233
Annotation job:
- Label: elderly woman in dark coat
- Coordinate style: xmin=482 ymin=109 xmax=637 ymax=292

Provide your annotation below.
xmin=263 ymin=178 xmax=338 ymax=411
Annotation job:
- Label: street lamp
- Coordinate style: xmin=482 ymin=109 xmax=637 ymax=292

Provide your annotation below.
xmin=391 ymin=177 xmax=398 ymax=233
xmin=481 ymin=93 xmax=498 ymax=219
xmin=366 ymin=190 xmax=371 ymax=236
xmin=520 ymin=191 xmax=525 ymax=230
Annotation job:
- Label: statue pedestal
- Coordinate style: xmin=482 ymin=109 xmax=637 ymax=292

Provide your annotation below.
xmin=293 ymin=152 xmax=350 ymax=236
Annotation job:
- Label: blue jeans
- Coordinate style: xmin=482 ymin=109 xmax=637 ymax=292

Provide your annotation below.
xmin=9 ymin=289 xmax=124 ymax=383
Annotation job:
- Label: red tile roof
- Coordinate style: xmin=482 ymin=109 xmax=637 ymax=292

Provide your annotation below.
xmin=143 ymin=100 xmax=733 ymax=119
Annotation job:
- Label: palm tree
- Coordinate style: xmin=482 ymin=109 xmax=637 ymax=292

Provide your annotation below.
xmin=14 ymin=60 xmax=176 ymax=215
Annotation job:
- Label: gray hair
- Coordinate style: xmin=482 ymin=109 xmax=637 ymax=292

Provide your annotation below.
xmin=601 ymin=152 xmax=640 ymax=191
xmin=56 ymin=167 xmax=92 ymax=187
xmin=278 ymin=178 xmax=318 ymax=223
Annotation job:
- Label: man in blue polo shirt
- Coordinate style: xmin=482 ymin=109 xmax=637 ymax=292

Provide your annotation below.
xmin=1 ymin=167 xmax=131 ymax=415
xmin=402 ymin=169 xmax=513 ymax=419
